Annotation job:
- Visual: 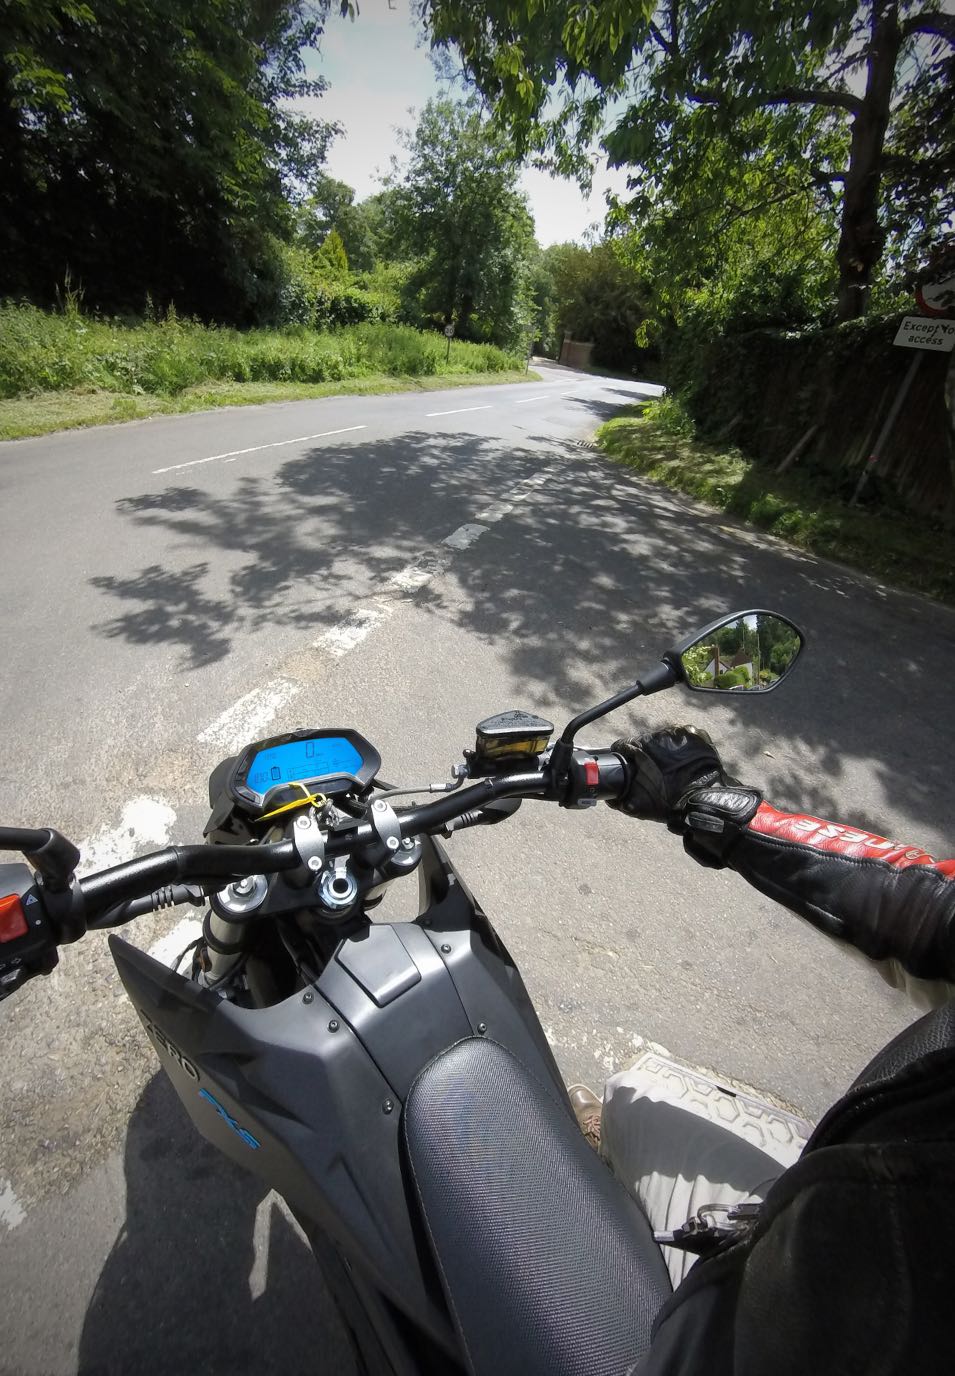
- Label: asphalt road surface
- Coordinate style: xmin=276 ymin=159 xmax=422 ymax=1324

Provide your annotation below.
xmin=2 ymin=361 xmax=954 ymax=1374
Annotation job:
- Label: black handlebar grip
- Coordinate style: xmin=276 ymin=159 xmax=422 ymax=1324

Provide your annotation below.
xmin=561 ymin=748 xmax=629 ymax=808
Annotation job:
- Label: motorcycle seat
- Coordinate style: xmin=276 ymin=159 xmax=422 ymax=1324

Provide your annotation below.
xmin=403 ymin=1037 xmax=672 ymax=1376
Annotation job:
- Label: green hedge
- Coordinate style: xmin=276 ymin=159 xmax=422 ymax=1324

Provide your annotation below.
xmin=0 ymin=304 xmax=524 ymax=399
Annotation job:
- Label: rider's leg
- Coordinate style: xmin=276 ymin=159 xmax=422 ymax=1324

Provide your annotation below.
xmin=600 ymin=1055 xmax=811 ymax=1287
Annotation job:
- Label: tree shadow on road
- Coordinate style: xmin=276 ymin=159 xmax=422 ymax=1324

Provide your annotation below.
xmin=91 ymin=415 xmax=955 ymax=847
xmin=89 ymin=427 xmax=553 ymax=670
xmin=78 ymin=1073 xmax=352 ymax=1376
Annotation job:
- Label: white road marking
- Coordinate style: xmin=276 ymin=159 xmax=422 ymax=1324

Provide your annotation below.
xmin=148 ymin=917 xmax=205 ymax=968
xmin=152 ymin=454 xmax=220 ymax=475
xmin=474 ymin=470 xmax=551 ymax=523
xmin=192 ymin=461 xmax=559 ymax=756
xmin=425 ymin=405 xmax=493 ymax=418
xmin=388 ymin=552 xmax=451 ymax=592
xmin=249 ymin=1197 xmax=273 ymax=1300
xmin=197 ymin=678 xmax=302 ymax=753
xmin=313 ymin=603 xmax=392 ymax=657
xmin=442 ymin=523 xmax=489 ymax=550
xmin=78 ymin=797 xmax=178 ymax=875
xmin=152 ymin=425 xmax=367 ymax=475
xmin=512 ymin=395 xmax=550 ymax=404
xmin=0 ymin=1180 xmax=25 ymax=1231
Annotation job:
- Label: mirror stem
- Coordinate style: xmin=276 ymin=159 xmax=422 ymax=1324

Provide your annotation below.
xmin=554 ymin=660 xmax=679 ymax=762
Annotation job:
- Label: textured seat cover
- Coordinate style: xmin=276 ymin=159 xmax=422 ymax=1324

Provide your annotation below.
xmin=403 ymin=1038 xmax=672 ymax=1376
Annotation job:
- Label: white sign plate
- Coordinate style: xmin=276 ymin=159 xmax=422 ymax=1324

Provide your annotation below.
xmin=893 ymin=316 xmax=955 ymax=352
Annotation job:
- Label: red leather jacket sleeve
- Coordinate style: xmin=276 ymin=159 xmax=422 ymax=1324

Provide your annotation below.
xmin=724 ymin=803 xmax=955 ymax=987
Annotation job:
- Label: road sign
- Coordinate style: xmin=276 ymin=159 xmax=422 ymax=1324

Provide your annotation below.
xmin=893 ymin=315 xmax=955 ymax=352
xmin=915 ymin=273 xmax=955 ymax=319
xmin=444 ymin=324 xmax=454 ymax=338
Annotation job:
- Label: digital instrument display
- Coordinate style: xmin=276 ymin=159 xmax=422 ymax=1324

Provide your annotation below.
xmin=246 ymin=737 xmax=364 ymax=796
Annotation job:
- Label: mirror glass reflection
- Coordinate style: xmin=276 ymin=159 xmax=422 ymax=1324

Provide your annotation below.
xmin=680 ymin=613 xmax=802 ymax=693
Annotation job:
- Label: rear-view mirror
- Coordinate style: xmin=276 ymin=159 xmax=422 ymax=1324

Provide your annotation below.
xmin=672 ymin=610 xmax=804 ymax=693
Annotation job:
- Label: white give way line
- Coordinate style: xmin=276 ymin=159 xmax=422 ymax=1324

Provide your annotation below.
xmin=152 ymin=424 xmax=367 ymax=474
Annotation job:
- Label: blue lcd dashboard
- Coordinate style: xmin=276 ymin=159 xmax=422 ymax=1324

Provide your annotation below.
xmin=247 ymin=737 xmax=364 ymax=795
xmin=228 ymin=728 xmax=381 ymax=816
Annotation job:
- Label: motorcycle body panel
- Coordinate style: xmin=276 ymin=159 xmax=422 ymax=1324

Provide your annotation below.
xmin=109 ymin=836 xmax=566 ymax=1354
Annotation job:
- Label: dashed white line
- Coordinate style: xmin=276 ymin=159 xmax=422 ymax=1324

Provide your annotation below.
xmin=425 ymin=405 xmax=493 ymax=418
xmin=512 ymin=395 xmax=550 ymax=404
xmin=148 ymin=917 xmax=205 ymax=968
xmin=0 ymin=1181 xmax=26 ymax=1232
xmin=389 ymin=552 xmax=451 ymax=591
xmin=152 ymin=425 xmax=367 ymax=475
xmin=190 ymin=462 xmax=557 ymax=770
xmin=442 ymin=523 xmax=489 ymax=551
xmin=65 ymin=461 xmax=562 ymax=934
xmin=197 ymin=678 xmax=302 ymax=753
xmin=78 ymin=797 xmax=178 ymax=876
xmin=313 ymin=604 xmax=392 ymax=658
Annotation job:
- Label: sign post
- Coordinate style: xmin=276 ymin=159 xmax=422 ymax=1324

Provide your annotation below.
xmin=444 ymin=322 xmax=454 ymax=362
xmin=850 ymin=312 xmax=954 ymax=506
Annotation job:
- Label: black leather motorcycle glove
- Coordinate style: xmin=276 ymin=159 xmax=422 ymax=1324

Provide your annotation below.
xmin=614 ymin=731 xmax=955 ymax=987
xmin=610 ymin=727 xmax=762 ymax=867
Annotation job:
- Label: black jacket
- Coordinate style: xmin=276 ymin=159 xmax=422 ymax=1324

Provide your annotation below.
xmin=641 ymin=801 xmax=955 ymax=1373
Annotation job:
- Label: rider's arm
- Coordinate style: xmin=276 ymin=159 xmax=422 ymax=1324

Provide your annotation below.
xmin=685 ymin=791 xmax=955 ymax=1007
xmin=611 ymin=729 xmax=955 ymax=1008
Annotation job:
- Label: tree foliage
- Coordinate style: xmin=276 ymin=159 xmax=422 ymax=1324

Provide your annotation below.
xmin=0 ymin=0 xmax=341 ymax=320
xmin=540 ymin=240 xmax=650 ymax=368
xmin=296 ymin=174 xmax=381 ymax=272
xmin=316 ymin=228 xmax=350 ymax=279
xmin=419 ymin=1 xmax=955 ymax=320
xmin=385 ymin=97 xmax=536 ymax=348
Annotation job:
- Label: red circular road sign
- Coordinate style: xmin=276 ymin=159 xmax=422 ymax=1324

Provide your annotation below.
xmin=915 ymin=274 xmax=955 ymax=318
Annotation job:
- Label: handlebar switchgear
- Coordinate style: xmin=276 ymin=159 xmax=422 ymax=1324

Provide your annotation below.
xmin=0 ymin=862 xmax=59 ymax=999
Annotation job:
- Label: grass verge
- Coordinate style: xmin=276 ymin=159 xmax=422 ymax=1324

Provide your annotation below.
xmin=596 ymin=404 xmax=955 ymax=606
xmin=0 ymin=370 xmax=536 ymax=441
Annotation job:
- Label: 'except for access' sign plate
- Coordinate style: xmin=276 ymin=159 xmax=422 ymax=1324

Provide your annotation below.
xmin=893 ymin=315 xmax=955 ymax=352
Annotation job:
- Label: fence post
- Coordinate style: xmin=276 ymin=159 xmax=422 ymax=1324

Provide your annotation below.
xmin=850 ymin=351 xmax=924 ymax=506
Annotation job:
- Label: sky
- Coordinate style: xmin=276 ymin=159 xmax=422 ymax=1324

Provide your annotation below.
xmin=299 ymin=3 xmax=630 ymax=246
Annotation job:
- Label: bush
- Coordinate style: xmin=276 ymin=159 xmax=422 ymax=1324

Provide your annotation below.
xmin=715 ymin=667 xmax=750 ymax=689
xmin=0 ymin=303 xmax=524 ymax=399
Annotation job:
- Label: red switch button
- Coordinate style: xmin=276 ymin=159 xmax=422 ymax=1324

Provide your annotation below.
xmin=0 ymin=894 xmax=28 ymax=943
xmin=584 ymin=760 xmax=600 ymax=788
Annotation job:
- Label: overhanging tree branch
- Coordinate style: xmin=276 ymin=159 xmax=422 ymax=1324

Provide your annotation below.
xmin=648 ymin=21 xmax=675 ymax=56
xmin=753 ymin=86 xmax=863 ymax=113
xmin=901 ymin=11 xmax=955 ymax=43
xmin=686 ymin=84 xmax=862 ymax=113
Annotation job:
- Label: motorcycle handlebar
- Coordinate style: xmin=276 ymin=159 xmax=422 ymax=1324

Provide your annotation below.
xmin=4 ymin=748 xmax=630 ymax=966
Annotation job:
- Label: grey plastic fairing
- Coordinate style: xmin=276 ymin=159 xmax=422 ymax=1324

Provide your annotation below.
xmin=109 ymin=936 xmax=458 ymax=1353
xmin=108 ymin=835 xmax=566 ymax=1352
xmin=415 ymin=836 xmax=570 ymax=1106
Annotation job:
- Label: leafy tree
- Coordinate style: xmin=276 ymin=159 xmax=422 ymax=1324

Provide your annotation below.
xmin=297 ymin=174 xmax=379 ymax=271
xmin=386 ymin=97 xmax=536 ymax=347
xmin=316 ymin=228 xmax=350 ymax=279
xmin=1 ymin=0 xmax=341 ymax=320
xmin=419 ymin=1 xmax=955 ymax=320
xmin=544 ymin=240 xmax=650 ymax=369
xmin=526 ymin=243 xmax=560 ymax=354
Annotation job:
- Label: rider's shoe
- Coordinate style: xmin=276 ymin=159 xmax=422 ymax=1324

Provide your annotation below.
xmin=567 ymin=1084 xmax=602 ymax=1150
